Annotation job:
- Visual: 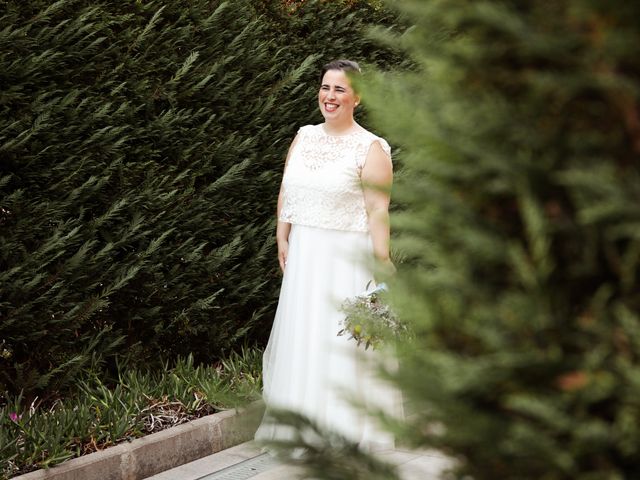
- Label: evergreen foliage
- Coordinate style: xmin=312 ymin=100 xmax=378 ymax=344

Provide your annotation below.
xmin=0 ymin=0 xmax=404 ymax=399
xmin=275 ymin=0 xmax=640 ymax=478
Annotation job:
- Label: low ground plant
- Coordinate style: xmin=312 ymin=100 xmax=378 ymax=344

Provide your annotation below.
xmin=0 ymin=347 xmax=262 ymax=479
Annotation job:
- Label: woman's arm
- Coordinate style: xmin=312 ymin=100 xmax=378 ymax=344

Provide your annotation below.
xmin=361 ymin=140 xmax=394 ymax=270
xmin=276 ymin=134 xmax=299 ymax=273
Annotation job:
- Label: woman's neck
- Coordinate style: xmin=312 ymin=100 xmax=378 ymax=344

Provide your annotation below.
xmin=322 ymin=119 xmax=358 ymax=136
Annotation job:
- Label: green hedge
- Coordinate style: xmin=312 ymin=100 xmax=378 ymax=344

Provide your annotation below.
xmin=0 ymin=0 xmax=404 ymax=398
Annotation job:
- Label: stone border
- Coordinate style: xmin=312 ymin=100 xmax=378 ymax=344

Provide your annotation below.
xmin=14 ymin=402 xmax=264 ymax=480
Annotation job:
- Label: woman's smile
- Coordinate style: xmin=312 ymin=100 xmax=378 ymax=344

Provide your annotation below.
xmin=324 ymin=102 xmax=339 ymax=113
xmin=318 ymin=69 xmax=359 ymax=125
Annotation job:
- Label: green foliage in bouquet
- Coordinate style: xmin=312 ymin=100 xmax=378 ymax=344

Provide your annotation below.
xmin=338 ymin=284 xmax=408 ymax=350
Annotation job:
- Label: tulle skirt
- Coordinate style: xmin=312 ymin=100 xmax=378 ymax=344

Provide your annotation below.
xmin=254 ymin=224 xmax=402 ymax=450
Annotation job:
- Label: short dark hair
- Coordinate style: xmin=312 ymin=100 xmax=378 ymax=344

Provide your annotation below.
xmin=320 ymin=59 xmax=361 ymax=83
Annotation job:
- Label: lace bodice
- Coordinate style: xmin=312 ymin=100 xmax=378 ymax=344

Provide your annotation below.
xmin=279 ymin=124 xmax=391 ymax=232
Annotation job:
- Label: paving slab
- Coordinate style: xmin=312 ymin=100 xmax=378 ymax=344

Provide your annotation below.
xmin=395 ymin=451 xmax=454 ymax=480
xmin=145 ymin=442 xmax=266 ymax=480
xmin=145 ymin=441 xmax=451 ymax=480
xmin=247 ymin=464 xmax=305 ymax=480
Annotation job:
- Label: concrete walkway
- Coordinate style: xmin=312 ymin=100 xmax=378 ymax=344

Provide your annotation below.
xmin=145 ymin=441 xmax=451 ymax=480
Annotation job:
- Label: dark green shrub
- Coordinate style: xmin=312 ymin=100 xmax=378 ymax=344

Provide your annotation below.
xmin=0 ymin=0 xmax=405 ymax=399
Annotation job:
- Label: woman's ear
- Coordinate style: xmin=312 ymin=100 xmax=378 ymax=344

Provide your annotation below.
xmin=355 ymin=95 xmax=361 ymax=107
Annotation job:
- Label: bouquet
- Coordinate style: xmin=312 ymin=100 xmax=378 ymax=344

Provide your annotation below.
xmin=338 ymin=282 xmax=408 ymax=350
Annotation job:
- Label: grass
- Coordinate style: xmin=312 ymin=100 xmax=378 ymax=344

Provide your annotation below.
xmin=0 ymin=347 xmax=263 ymax=479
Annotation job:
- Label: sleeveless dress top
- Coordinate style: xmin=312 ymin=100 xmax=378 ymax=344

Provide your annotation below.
xmin=279 ymin=124 xmax=392 ymax=233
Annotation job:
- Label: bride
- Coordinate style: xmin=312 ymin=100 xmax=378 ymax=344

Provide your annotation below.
xmin=254 ymin=59 xmax=402 ymax=450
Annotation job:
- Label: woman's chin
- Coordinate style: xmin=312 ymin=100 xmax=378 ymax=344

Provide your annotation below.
xmin=321 ymin=112 xmax=340 ymax=122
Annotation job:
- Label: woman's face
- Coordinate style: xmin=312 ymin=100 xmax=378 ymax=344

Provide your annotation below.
xmin=318 ymin=69 xmax=359 ymax=122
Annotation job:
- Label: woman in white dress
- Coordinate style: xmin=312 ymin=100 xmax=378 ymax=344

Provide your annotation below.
xmin=254 ymin=59 xmax=401 ymax=450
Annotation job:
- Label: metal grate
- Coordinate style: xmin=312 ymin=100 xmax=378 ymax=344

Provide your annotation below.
xmin=196 ymin=453 xmax=279 ymax=480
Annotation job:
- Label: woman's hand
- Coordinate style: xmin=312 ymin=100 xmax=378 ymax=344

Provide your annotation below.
xmin=375 ymin=257 xmax=396 ymax=283
xmin=278 ymin=239 xmax=289 ymax=273
xmin=379 ymin=257 xmax=396 ymax=276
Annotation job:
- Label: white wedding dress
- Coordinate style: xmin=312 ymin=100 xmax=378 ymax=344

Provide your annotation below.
xmin=254 ymin=124 xmax=403 ymax=450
